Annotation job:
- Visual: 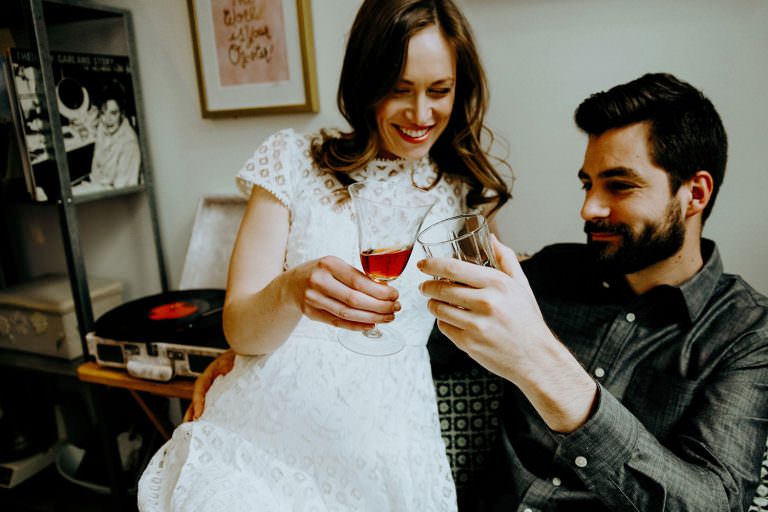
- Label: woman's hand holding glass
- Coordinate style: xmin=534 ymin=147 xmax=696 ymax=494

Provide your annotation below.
xmin=286 ymin=254 xmax=401 ymax=332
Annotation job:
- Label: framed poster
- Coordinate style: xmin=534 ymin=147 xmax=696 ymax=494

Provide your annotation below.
xmin=187 ymin=0 xmax=319 ymax=117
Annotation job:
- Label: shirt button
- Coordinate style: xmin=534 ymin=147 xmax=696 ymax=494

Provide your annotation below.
xmin=574 ymin=456 xmax=588 ymax=468
xmin=625 ymin=312 xmax=636 ymax=322
xmin=594 ymin=367 xmax=605 ymax=378
xmin=552 ymin=477 xmax=562 ymax=487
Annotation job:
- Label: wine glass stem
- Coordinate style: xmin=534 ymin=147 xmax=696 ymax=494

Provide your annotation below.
xmin=363 ymin=326 xmax=382 ymax=338
xmin=360 ymin=276 xmax=396 ymax=339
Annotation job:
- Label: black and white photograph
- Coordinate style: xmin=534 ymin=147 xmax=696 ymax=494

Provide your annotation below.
xmin=6 ymin=48 xmax=142 ymax=200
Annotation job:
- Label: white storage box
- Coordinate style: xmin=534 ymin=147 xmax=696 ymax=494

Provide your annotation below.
xmin=0 ymin=275 xmax=123 ymax=359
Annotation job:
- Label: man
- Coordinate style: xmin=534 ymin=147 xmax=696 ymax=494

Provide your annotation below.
xmin=418 ymin=72 xmax=768 ymax=511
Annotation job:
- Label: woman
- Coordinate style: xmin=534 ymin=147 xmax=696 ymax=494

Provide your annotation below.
xmin=138 ymin=1 xmax=510 ymax=510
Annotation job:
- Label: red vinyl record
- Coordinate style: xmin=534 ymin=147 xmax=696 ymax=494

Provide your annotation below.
xmin=94 ymin=289 xmax=227 ymax=347
xmin=148 ymin=301 xmax=200 ymax=320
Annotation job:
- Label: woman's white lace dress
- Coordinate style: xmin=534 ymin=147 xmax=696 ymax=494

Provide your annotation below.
xmin=138 ymin=129 xmax=465 ymax=511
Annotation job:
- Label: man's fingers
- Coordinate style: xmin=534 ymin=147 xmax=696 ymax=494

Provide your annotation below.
xmin=426 ymin=297 xmax=475 ymax=330
xmin=419 ymin=278 xmax=478 ymax=311
xmin=416 ymin=257 xmax=491 ymax=288
xmin=219 ymin=351 xmax=236 ymax=373
xmin=189 ymin=382 xmax=206 ymax=421
xmin=436 ymin=319 xmax=466 ymax=347
xmin=491 ymin=234 xmax=520 ymax=277
xmin=491 ymin=235 xmax=537 ymax=303
xmin=187 ymin=350 xmax=235 ymax=422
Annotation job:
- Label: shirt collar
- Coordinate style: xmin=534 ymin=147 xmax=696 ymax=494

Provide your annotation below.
xmin=675 ymin=239 xmax=723 ymax=324
xmin=597 ymin=239 xmax=723 ymax=324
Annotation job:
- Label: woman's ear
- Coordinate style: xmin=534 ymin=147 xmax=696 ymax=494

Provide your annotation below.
xmin=685 ymin=170 xmax=714 ymax=218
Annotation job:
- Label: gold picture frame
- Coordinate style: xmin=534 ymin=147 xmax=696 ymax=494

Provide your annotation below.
xmin=187 ymin=0 xmax=319 ymax=117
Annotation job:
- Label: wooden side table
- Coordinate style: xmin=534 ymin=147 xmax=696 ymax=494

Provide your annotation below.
xmin=77 ymin=362 xmax=193 ymax=440
xmin=75 ymin=362 xmax=197 ymax=510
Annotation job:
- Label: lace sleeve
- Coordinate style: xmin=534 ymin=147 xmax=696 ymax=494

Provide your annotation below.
xmin=235 ymin=129 xmax=302 ymax=208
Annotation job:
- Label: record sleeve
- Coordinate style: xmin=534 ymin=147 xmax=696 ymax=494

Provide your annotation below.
xmin=5 ymin=48 xmax=143 ymax=201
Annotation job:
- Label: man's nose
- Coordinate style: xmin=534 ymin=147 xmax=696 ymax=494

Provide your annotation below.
xmin=580 ymin=192 xmax=610 ymax=221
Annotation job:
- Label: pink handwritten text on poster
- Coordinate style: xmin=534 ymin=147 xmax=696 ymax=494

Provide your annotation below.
xmin=211 ymin=0 xmax=290 ymax=86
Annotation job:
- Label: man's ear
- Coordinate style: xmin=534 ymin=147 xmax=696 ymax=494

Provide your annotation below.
xmin=685 ymin=170 xmax=714 ymax=218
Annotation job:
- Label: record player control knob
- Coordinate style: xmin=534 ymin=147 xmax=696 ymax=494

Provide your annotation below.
xmin=127 ymin=360 xmax=173 ymax=382
xmin=167 ymin=350 xmax=185 ymax=360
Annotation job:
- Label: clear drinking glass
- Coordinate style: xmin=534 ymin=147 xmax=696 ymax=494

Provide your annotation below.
xmin=416 ymin=213 xmax=497 ymax=268
xmin=342 ymin=180 xmax=436 ymax=356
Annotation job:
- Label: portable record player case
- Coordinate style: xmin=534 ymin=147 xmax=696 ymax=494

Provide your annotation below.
xmin=0 ymin=274 xmax=123 ymax=359
xmin=86 ymin=195 xmax=246 ymax=381
xmin=86 ymin=289 xmax=229 ymax=381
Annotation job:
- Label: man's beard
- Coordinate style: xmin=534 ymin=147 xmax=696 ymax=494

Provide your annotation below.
xmin=585 ymin=201 xmax=685 ymax=275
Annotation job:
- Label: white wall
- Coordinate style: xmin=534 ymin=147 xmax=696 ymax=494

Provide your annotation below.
xmin=84 ymin=0 xmax=767 ymax=296
xmin=467 ymin=0 xmax=768 ymax=294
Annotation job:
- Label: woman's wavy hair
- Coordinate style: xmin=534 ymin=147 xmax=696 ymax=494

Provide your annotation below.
xmin=311 ymin=0 xmax=511 ymax=214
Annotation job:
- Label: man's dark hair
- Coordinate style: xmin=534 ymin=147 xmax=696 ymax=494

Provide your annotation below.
xmin=574 ymin=73 xmax=727 ymax=221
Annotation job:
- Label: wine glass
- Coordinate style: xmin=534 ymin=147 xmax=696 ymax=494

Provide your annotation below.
xmin=342 ymin=180 xmax=436 ymax=356
xmin=417 ymin=213 xmax=498 ymax=268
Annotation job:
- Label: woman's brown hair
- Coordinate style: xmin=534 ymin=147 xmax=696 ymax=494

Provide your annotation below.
xmin=311 ymin=0 xmax=511 ymax=214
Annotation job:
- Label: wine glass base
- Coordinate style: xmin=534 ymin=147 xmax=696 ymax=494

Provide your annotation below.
xmin=338 ymin=334 xmax=405 ymax=357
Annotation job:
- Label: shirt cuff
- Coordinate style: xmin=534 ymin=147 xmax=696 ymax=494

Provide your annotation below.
xmin=553 ymin=383 xmax=640 ymax=481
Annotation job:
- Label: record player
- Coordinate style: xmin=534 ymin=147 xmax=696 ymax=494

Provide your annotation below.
xmin=86 ymin=289 xmax=229 ymax=382
xmin=86 ymin=194 xmax=247 ymax=382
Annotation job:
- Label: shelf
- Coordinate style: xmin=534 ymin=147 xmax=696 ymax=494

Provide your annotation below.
xmin=0 ymin=347 xmax=84 ymax=377
xmin=0 ymin=183 xmax=145 ymax=206
xmin=70 ymin=184 xmax=144 ymax=205
xmin=43 ymin=0 xmax=125 ymax=24
xmin=0 ymin=1 xmax=125 ymax=30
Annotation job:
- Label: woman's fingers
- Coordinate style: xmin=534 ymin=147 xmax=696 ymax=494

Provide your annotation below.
xmin=303 ymin=257 xmax=400 ymax=319
xmin=303 ymin=304 xmax=377 ymax=331
xmin=316 ymin=256 xmax=398 ymax=301
xmin=304 ymin=289 xmax=396 ymax=325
